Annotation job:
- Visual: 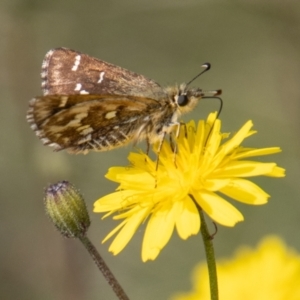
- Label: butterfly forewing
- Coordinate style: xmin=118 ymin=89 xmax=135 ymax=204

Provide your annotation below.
xmin=42 ymin=48 xmax=166 ymax=100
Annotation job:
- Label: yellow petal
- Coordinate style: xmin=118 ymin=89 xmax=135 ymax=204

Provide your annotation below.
xmin=102 ymin=219 xmax=127 ymax=243
xmin=220 ymin=121 xmax=253 ymax=155
xmin=117 ymin=172 xmax=156 ymax=190
xmin=193 ymin=191 xmax=244 ymax=226
xmin=105 ymin=167 xmax=128 ymax=182
xmin=185 ymin=120 xmax=196 ymax=150
xmin=233 ymin=147 xmax=282 ymax=160
xmin=94 ymin=190 xmax=139 ymax=212
xmin=113 ymin=205 xmax=144 ymax=220
xmin=127 ymin=152 xmax=157 ymax=173
xmin=204 ymin=119 xmax=222 ymax=161
xmin=265 ymin=166 xmax=286 ymax=177
xmin=202 ymin=178 xmax=230 ymax=191
xmin=175 ymin=197 xmax=200 ymax=239
xmin=141 ymin=242 xmax=160 ymax=262
xmin=206 ymin=112 xmax=218 ymax=128
xmin=220 ymin=179 xmax=270 ymax=204
xmin=212 ymin=161 xmax=278 ymax=178
xmin=193 ymin=120 xmax=205 ymax=156
xmin=142 ymin=203 xmax=176 ymax=261
xmin=108 ymin=208 xmax=149 ymax=255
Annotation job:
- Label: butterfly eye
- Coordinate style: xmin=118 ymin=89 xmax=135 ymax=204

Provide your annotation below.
xmin=177 ymin=94 xmax=189 ymax=106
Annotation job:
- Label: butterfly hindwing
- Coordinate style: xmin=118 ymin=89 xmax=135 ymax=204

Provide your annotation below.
xmin=27 ymin=94 xmax=167 ymax=153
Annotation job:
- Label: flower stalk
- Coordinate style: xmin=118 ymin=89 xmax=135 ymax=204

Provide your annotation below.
xmin=79 ymin=235 xmax=130 ymax=300
xmin=198 ymin=202 xmax=218 ymax=300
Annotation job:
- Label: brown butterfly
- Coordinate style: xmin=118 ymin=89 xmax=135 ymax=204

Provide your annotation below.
xmin=27 ymin=48 xmax=221 ymax=154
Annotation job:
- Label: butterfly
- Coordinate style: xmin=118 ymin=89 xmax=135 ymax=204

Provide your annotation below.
xmin=27 ymin=48 xmax=221 ymax=154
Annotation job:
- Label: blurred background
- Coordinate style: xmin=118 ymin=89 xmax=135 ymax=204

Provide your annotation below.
xmin=1 ymin=0 xmax=299 ymax=299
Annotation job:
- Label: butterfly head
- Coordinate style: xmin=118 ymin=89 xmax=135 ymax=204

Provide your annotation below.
xmin=166 ymin=63 xmax=222 ymax=116
xmin=167 ymin=83 xmax=222 ymax=115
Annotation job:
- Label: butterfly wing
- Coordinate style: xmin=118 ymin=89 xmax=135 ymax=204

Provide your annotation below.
xmin=41 ymin=48 xmax=166 ymax=100
xmin=27 ymin=94 xmax=169 ymax=154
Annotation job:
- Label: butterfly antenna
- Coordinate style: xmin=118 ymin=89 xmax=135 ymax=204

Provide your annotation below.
xmin=202 ymin=93 xmax=223 ymax=118
xmin=186 ymin=63 xmax=211 ymax=87
xmin=186 ymin=62 xmax=223 ymax=116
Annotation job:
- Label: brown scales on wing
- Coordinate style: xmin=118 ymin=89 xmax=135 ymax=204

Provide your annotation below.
xmin=27 ymin=94 xmax=176 ymax=154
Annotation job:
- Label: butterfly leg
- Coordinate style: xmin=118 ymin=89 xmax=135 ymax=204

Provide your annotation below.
xmin=157 ymin=121 xmax=181 ymax=169
xmin=154 ymin=121 xmax=182 ymax=171
xmin=143 ymin=138 xmax=150 ymax=164
xmin=146 ymin=138 xmax=150 ymax=156
xmin=155 ymin=131 xmax=167 ymax=171
xmin=169 ymin=134 xmax=175 ymax=153
xmin=170 ymin=121 xmax=185 ymax=168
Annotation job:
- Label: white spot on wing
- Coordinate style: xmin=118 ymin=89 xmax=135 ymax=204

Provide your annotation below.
xmin=74 ymin=83 xmax=82 ymax=91
xmin=97 ymin=71 xmax=105 ymax=83
xmin=80 ymin=90 xmax=89 ymax=94
xmin=72 ymin=55 xmax=81 ymax=71
xmin=42 ymin=49 xmax=54 ymax=69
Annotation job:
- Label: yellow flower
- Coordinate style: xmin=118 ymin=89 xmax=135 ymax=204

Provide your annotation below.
xmin=94 ymin=113 xmax=285 ymax=261
xmin=171 ymin=236 xmax=300 ymax=300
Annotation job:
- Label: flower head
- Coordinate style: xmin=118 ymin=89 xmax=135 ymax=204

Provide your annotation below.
xmin=171 ymin=236 xmax=300 ymax=300
xmin=94 ymin=113 xmax=285 ymax=261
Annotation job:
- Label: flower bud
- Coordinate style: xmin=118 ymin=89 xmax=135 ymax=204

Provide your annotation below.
xmin=44 ymin=181 xmax=90 ymax=238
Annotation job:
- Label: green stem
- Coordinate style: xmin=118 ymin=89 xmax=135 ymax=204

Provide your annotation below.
xmin=199 ymin=208 xmax=219 ymax=300
xmin=79 ymin=235 xmax=130 ymax=300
